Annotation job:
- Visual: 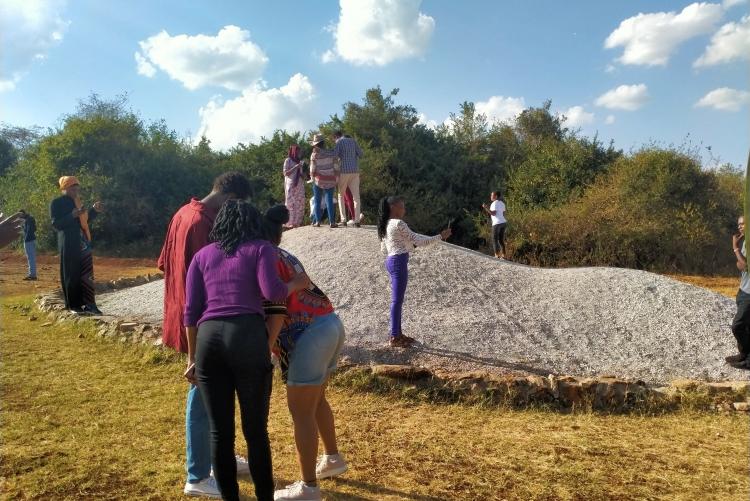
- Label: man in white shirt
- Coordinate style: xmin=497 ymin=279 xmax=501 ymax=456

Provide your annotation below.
xmin=482 ymin=191 xmax=507 ymax=259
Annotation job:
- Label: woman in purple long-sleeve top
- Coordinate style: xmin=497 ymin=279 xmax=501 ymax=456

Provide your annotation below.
xmin=183 ymin=200 xmax=310 ymax=501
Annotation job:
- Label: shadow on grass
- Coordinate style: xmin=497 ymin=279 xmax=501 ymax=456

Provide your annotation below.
xmin=328 ymin=478 xmax=445 ymax=501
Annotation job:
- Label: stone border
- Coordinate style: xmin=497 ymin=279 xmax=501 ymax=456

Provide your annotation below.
xmin=35 ymin=274 xmax=164 ymax=347
xmin=361 ymin=364 xmax=749 ymax=412
xmin=33 ymin=277 xmax=749 ymax=413
xmin=94 ymin=272 xmax=164 ymax=293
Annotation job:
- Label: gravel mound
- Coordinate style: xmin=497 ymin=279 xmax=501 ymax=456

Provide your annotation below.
xmin=97 ymin=226 xmax=747 ymax=383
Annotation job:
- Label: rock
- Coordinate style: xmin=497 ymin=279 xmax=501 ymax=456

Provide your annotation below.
xmin=29 ymin=316 xmax=37 ymax=321
xmin=118 ymin=322 xmax=138 ymax=333
xmin=670 ymin=379 xmax=703 ymax=391
xmin=706 ymin=381 xmax=750 ymax=396
xmin=549 ymin=376 xmax=584 ymax=407
xmin=732 ymin=402 xmax=749 ymax=412
xmin=41 ymin=322 xmax=52 ymax=327
xmin=371 ymin=364 xmax=432 ymax=380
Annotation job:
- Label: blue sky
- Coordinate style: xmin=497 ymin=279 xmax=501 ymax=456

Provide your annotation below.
xmin=1 ymin=0 xmax=748 ymax=166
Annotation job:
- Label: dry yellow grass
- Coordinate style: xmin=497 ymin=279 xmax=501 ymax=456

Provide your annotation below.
xmin=667 ymin=274 xmax=738 ymax=298
xmin=2 ymin=294 xmax=749 ymax=501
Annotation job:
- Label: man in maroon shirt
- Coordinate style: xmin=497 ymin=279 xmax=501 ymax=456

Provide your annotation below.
xmin=158 ymin=172 xmax=251 ymax=498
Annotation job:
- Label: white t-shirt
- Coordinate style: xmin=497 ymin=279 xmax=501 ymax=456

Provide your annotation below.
xmin=490 ymin=200 xmax=506 ymax=226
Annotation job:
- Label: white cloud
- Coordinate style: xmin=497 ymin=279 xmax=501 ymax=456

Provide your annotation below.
xmin=134 ymin=52 xmax=156 ymax=78
xmin=417 ymin=113 xmax=438 ymax=129
xmin=605 ymin=64 xmax=617 ymax=73
xmin=197 ymin=73 xmax=318 ymax=150
xmin=321 ymin=50 xmax=337 ymax=64
xmin=694 ymin=15 xmax=750 ymax=67
xmin=475 ymin=96 xmax=526 ymax=124
xmin=0 ymin=79 xmax=19 ymax=92
xmin=695 ymin=87 xmax=750 ymax=111
xmin=595 ymin=84 xmax=649 ymax=111
xmin=605 ymin=115 xmax=616 ymax=125
xmin=135 ymin=25 xmax=268 ymax=91
xmin=560 ymin=106 xmax=595 ymax=127
xmin=723 ymin=0 xmax=746 ymax=8
xmin=0 ymin=0 xmax=69 ymax=92
xmin=323 ymin=0 xmax=435 ymax=66
xmin=604 ymin=2 xmax=723 ymax=66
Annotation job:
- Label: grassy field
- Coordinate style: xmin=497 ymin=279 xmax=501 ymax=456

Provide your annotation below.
xmin=1 ymin=254 xmax=748 ymax=500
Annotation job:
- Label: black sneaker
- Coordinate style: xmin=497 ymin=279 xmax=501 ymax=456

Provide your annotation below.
xmin=725 ymin=353 xmax=747 ymax=364
xmin=69 ymin=308 xmax=88 ymax=316
xmin=82 ymin=304 xmax=103 ymax=316
xmin=23 ymin=276 xmax=38 ymax=281
xmin=728 ymin=358 xmax=750 ymax=370
xmin=354 ymin=223 xmax=361 ymax=228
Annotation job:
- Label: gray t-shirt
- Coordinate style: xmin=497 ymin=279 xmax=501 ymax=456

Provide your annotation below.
xmin=740 ymin=238 xmax=750 ymax=294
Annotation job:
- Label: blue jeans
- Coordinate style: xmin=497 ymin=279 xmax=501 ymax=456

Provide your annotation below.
xmin=385 ymin=253 xmax=409 ymax=337
xmin=186 ymin=384 xmax=211 ymax=483
xmin=287 ymin=313 xmax=346 ymax=386
xmin=24 ymin=240 xmax=36 ymax=278
xmin=312 ymin=184 xmax=335 ymax=225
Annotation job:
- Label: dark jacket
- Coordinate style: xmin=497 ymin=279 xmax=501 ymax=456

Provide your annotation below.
xmin=23 ymin=215 xmax=36 ymax=242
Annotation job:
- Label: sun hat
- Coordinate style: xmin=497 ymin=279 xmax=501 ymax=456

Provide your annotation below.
xmin=59 ymin=176 xmax=80 ymax=190
xmin=309 ymin=133 xmax=325 ymax=146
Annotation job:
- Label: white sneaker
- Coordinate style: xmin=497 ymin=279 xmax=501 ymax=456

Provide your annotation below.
xmin=209 ymin=455 xmax=251 ymax=478
xmin=235 ymin=455 xmax=251 ymax=477
xmin=183 ymin=477 xmax=221 ymax=498
xmin=274 ymin=481 xmax=322 ymax=501
xmin=315 ymin=453 xmax=348 ymax=479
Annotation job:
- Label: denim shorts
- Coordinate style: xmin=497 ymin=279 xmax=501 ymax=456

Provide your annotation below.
xmin=287 ymin=313 xmax=346 ymax=386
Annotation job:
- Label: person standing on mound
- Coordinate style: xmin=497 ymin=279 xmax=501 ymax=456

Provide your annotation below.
xmin=727 ymin=215 xmax=750 ymax=370
xmin=283 ymin=145 xmax=306 ymax=228
xmin=378 ymin=196 xmax=451 ymax=348
xmin=482 ymin=191 xmax=507 ymax=259
xmin=309 ymin=134 xmax=338 ymax=229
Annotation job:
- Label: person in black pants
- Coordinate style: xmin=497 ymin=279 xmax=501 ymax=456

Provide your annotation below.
xmin=482 ymin=191 xmax=507 ymax=259
xmin=183 ymin=200 xmax=310 ymax=501
xmin=727 ymin=215 xmax=750 ymax=369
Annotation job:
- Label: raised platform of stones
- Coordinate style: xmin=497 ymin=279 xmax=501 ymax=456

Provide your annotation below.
xmin=47 ymin=225 xmax=749 ymax=385
xmin=31 ymin=279 xmax=750 ymax=411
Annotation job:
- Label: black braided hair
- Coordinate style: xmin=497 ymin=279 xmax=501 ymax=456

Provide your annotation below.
xmin=377 ymin=196 xmax=404 ymax=240
xmin=209 ymin=199 xmax=263 ymax=255
xmin=262 ymin=204 xmax=290 ymax=246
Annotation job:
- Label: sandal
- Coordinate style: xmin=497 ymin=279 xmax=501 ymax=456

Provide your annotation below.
xmin=389 ymin=335 xmax=414 ymax=348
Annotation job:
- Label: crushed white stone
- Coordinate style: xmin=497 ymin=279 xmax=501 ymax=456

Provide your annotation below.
xmin=96 ymin=225 xmax=748 ymax=384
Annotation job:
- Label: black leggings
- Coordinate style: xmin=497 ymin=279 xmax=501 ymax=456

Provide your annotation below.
xmin=492 ymin=223 xmax=507 ymax=256
xmin=732 ymin=290 xmax=750 ymax=356
xmin=196 ymin=314 xmax=273 ymax=501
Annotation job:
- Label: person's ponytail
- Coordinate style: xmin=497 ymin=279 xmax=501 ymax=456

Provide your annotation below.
xmin=377 ymin=197 xmax=391 ymax=241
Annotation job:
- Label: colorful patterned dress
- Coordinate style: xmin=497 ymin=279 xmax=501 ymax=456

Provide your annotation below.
xmin=283 ymin=157 xmax=305 ymax=227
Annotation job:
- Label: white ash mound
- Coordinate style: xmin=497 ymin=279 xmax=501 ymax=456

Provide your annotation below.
xmin=97 ymin=225 xmax=745 ymax=383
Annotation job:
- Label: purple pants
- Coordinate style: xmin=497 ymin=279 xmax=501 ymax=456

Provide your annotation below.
xmin=385 ymin=253 xmax=409 ymax=337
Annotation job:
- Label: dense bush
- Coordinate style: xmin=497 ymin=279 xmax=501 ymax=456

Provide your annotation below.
xmin=0 ymin=91 xmax=742 ymax=274
xmin=510 ymin=149 xmax=742 ymax=273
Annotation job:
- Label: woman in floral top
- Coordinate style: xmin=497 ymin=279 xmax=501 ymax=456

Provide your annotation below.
xmin=262 ymin=205 xmax=348 ymax=501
